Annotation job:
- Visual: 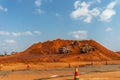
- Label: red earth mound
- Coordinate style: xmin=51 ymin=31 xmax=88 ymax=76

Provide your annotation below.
xmin=0 ymin=39 xmax=120 ymax=63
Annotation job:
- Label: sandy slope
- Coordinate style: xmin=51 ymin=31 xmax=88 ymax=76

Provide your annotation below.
xmin=0 ymin=39 xmax=120 ymax=63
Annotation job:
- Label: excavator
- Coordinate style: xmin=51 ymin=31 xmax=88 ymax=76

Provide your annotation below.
xmin=58 ymin=41 xmax=96 ymax=54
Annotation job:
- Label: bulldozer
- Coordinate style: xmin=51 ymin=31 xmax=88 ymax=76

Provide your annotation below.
xmin=59 ymin=46 xmax=71 ymax=54
xmin=80 ymin=44 xmax=96 ymax=53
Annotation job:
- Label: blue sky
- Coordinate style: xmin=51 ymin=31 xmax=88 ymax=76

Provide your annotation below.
xmin=0 ymin=0 xmax=120 ymax=54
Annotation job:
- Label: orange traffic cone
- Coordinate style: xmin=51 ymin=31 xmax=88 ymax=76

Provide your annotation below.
xmin=74 ymin=66 xmax=79 ymax=80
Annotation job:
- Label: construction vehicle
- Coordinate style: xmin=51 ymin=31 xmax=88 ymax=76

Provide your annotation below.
xmin=70 ymin=41 xmax=80 ymax=48
xmin=59 ymin=46 xmax=71 ymax=54
xmin=80 ymin=44 xmax=96 ymax=53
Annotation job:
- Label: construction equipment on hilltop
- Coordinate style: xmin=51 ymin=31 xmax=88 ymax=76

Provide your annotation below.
xmin=59 ymin=46 xmax=71 ymax=54
xmin=59 ymin=47 xmax=66 ymax=54
xmin=80 ymin=44 xmax=96 ymax=53
xmin=73 ymin=41 xmax=79 ymax=46
xmin=58 ymin=41 xmax=96 ymax=54
xmin=70 ymin=41 xmax=80 ymax=48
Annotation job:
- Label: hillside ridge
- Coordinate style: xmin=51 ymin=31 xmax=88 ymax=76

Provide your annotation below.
xmin=0 ymin=39 xmax=120 ymax=63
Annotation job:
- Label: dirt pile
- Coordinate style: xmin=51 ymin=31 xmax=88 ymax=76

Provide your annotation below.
xmin=0 ymin=39 xmax=120 ymax=63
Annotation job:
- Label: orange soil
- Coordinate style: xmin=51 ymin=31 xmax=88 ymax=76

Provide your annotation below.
xmin=0 ymin=39 xmax=120 ymax=63
xmin=0 ymin=65 xmax=120 ymax=80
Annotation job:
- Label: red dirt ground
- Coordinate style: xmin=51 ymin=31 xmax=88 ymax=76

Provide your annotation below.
xmin=0 ymin=39 xmax=120 ymax=63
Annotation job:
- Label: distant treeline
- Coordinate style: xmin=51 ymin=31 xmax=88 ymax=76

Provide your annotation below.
xmin=0 ymin=52 xmax=18 ymax=56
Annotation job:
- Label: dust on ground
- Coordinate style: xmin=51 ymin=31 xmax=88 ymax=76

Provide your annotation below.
xmin=0 ymin=64 xmax=120 ymax=80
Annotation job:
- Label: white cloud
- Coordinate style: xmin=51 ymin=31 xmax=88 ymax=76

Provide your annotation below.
xmin=34 ymin=0 xmax=44 ymax=14
xmin=90 ymin=8 xmax=100 ymax=16
xmin=35 ymin=0 xmax=42 ymax=7
xmin=0 ymin=5 xmax=8 ymax=12
xmin=107 ymin=1 xmax=116 ymax=9
xmin=74 ymin=0 xmax=81 ymax=9
xmin=5 ymin=40 xmax=16 ymax=44
xmin=100 ymin=1 xmax=117 ymax=22
xmin=69 ymin=30 xmax=88 ymax=40
xmin=71 ymin=0 xmax=117 ymax=23
xmin=105 ymin=27 xmax=112 ymax=32
xmin=34 ymin=31 xmax=41 ymax=35
xmin=0 ymin=31 xmax=41 ymax=37
xmin=0 ymin=31 xmax=10 ymax=36
xmin=36 ymin=9 xmax=44 ymax=14
xmin=23 ymin=31 xmax=33 ymax=36
xmin=12 ymin=32 xmax=21 ymax=37
xmin=97 ymin=0 xmax=101 ymax=3
xmin=11 ymin=32 xmax=33 ymax=37
xmin=70 ymin=1 xmax=100 ymax=23
xmin=100 ymin=9 xmax=115 ymax=22
xmin=84 ymin=15 xmax=92 ymax=23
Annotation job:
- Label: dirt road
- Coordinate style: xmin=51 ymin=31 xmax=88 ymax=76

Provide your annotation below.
xmin=0 ymin=64 xmax=120 ymax=80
